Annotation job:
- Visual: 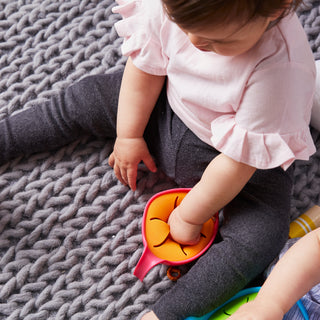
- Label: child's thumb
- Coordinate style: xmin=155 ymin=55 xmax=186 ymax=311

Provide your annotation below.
xmin=143 ymin=153 xmax=157 ymax=173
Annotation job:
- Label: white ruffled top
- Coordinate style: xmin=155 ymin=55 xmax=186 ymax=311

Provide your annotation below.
xmin=113 ymin=0 xmax=316 ymax=170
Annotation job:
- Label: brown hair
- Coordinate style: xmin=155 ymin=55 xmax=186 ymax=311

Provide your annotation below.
xmin=162 ymin=0 xmax=303 ymax=30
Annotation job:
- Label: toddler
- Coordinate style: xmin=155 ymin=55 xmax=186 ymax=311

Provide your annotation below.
xmin=0 ymin=0 xmax=316 ymax=319
xmin=229 ymin=227 xmax=320 ymax=320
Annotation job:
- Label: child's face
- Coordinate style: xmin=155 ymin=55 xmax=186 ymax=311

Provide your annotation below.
xmin=183 ymin=16 xmax=274 ymax=56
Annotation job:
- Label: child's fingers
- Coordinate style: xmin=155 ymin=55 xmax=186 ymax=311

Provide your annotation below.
xmin=114 ymin=163 xmax=128 ymax=186
xmin=127 ymin=166 xmax=137 ymax=191
xmin=143 ymin=153 xmax=157 ymax=173
xmin=108 ymin=152 xmax=115 ymax=167
xmin=115 ymin=160 xmax=137 ymax=190
xmin=109 ymin=151 xmax=131 ymax=187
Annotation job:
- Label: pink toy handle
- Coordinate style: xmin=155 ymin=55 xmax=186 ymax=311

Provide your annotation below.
xmin=134 ymin=246 xmax=165 ymax=281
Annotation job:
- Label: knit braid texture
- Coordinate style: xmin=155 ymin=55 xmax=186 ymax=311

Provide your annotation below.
xmin=0 ymin=0 xmax=320 ymax=319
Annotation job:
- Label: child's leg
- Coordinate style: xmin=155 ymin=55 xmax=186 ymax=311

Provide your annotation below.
xmin=152 ymin=166 xmax=293 ymax=320
xmin=0 ymin=68 xmax=123 ymax=164
xmin=146 ymin=103 xmax=293 ymax=319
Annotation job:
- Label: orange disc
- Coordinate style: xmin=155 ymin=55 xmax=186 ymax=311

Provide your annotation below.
xmin=144 ymin=189 xmax=217 ymax=262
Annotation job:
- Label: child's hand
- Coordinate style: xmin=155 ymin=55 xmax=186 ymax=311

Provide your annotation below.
xmin=168 ymin=206 xmax=203 ymax=245
xmin=108 ymin=137 xmax=157 ymax=190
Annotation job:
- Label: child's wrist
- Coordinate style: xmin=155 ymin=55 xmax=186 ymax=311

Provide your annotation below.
xmin=174 ymin=206 xmax=202 ymax=227
xmin=116 ymin=135 xmax=144 ymax=140
xmin=253 ymin=296 xmax=286 ymax=319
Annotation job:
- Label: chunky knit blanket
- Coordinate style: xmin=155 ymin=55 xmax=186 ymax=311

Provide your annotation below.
xmin=0 ymin=1 xmax=320 ymax=319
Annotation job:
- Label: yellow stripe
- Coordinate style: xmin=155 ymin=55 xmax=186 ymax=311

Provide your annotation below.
xmin=298 ymin=214 xmax=316 ymax=230
xmin=289 ymin=214 xmax=316 ymax=238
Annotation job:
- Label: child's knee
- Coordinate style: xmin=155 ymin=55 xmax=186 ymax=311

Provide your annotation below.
xmin=64 ymin=75 xmax=119 ymax=137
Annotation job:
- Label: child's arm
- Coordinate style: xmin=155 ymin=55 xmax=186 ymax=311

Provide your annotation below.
xmin=229 ymin=227 xmax=320 ymax=320
xmin=169 ymin=153 xmax=256 ymax=244
xmin=108 ymin=57 xmax=165 ymax=190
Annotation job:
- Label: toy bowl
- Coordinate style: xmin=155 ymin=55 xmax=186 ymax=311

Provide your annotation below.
xmin=134 ymin=188 xmax=219 ymax=281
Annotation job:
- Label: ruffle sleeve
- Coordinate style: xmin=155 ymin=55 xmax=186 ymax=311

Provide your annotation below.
xmin=210 ymin=63 xmax=316 ymax=170
xmin=210 ymin=115 xmax=315 ymax=170
xmin=112 ymin=0 xmax=168 ymax=75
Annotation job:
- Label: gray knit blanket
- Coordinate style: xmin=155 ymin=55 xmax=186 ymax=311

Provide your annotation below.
xmin=0 ymin=1 xmax=320 ymax=319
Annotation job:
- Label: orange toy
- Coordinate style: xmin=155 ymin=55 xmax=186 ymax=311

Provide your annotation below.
xmin=134 ymin=188 xmax=219 ymax=281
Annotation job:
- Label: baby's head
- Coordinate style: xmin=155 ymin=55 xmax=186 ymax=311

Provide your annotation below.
xmin=162 ymin=0 xmax=303 ymax=56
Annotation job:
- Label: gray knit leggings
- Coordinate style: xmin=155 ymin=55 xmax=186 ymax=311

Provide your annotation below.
xmin=0 ymin=68 xmax=294 ymax=320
